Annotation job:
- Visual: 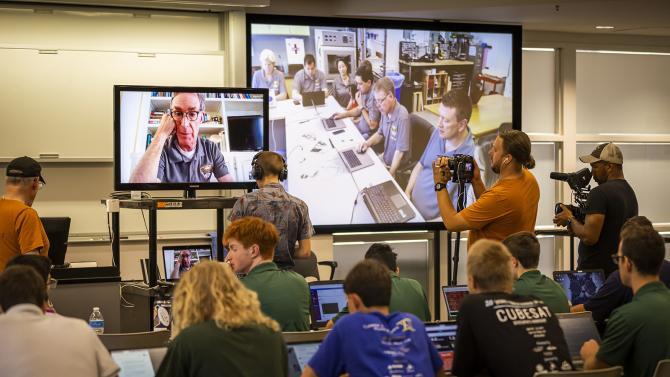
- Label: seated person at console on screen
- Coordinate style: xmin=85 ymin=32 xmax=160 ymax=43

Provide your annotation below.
xmin=405 ymin=90 xmax=475 ymax=221
xmin=292 ymin=54 xmax=327 ymax=103
xmin=251 ymin=49 xmax=287 ymax=100
xmin=129 ymin=92 xmax=234 ymax=183
xmin=358 ymin=77 xmax=410 ymax=178
xmin=331 ymin=62 xmax=380 ymax=139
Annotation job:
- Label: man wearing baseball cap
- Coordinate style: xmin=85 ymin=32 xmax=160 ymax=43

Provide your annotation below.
xmin=554 ymin=143 xmax=638 ymax=276
xmin=0 ymin=156 xmax=50 ymax=272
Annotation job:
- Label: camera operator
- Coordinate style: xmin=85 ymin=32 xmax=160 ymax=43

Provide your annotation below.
xmin=553 ymin=143 xmax=638 ymax=276
xmin=433 ymin=129 xmax=540 ymax=248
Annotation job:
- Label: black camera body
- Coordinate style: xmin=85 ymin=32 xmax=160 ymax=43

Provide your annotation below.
xmin=441 ymin=154 xmax=474 ymax=183
xmin=550 ymin=168 xmax=592 ymax=223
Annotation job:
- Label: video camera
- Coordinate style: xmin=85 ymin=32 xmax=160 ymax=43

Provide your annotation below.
xmin=550 ymin=168 xmax=592 ymax=222
xmin=439 ymin=154 xmax=474 ymax=183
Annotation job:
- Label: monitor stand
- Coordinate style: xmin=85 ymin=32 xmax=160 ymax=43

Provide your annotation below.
xmin=183 ymin=189 xmax=197 ymax=199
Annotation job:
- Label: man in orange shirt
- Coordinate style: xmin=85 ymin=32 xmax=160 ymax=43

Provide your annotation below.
xmin=433 ymin=130 xmax=540 ymax=248
xmin=0 ymin=156 xmax=50 ymax=271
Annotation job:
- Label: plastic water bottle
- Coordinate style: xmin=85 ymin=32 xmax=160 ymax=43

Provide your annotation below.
xmin=89 ymin=307 xmax=105 ymax=334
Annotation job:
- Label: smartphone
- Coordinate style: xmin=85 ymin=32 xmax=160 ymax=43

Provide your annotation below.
xmin=333 ymin=129 xmax=345 ymax=135
xmin=293 ymin=99 xmax=301 ymax=105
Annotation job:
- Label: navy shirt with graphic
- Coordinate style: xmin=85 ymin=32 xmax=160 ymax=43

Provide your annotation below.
xmin=157 ymin=137 xmax=229 ymax=183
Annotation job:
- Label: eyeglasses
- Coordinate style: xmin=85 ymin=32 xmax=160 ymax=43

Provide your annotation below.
xmin=611 ymin=254 xmax=626 ymax=264
xmin=374 ymin=93 xmax=390 ymax=105
xmin=169 ymin=109 xmax=201 ymax=121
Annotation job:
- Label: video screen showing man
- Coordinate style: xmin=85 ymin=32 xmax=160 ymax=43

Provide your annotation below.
xmin=129 ymin=92 xmax=234 ymax=184
xmin=405 ymin=90 xmax=475 ymax=221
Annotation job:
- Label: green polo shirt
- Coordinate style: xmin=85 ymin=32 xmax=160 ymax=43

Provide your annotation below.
xmin=333 ymin=272 xmax=431 ymax=323
xmin=597 ymin=281 xmax=670 ymax=377
xmin=513 ymin=270 xmax=570 ymax=314
xmin=241 ymin=262 xmax=310 ymax=331
xmin=156 ymin=320 xmax=287 ymax=377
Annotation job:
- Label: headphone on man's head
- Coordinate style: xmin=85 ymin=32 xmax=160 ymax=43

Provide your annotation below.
xmin=250 ymin=151 xmax=288 ymax=181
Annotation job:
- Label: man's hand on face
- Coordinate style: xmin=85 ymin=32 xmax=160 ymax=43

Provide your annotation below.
xmin=155 ymin=113 xmax=176 ymax=140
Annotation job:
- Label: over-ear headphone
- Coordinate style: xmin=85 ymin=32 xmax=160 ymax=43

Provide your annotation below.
xmin=250 ymin=151 xmax=288 ymax=181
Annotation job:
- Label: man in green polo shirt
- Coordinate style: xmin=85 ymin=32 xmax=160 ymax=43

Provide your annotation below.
xmin=224 ymin=216 xmax=310 ymax=331
xmin=581 ymin=223 xmax=670 ymax=377
xmin=327 ymin=243 xmax=431 ymax=327
xmin=503 ymin=231 xmax=570 ymax=314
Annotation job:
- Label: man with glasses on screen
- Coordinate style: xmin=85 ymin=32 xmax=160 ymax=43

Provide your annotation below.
xmin=129 ymin=92 xmax=234 ymax=183
xmin=0 ymin=156 xmax=49 ymax=272
xmin=358 ymin=77 xmax=410 ymax=178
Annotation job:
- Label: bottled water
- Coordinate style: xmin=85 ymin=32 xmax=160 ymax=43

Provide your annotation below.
xmin=89 ymin=307 xmax=105 ymax=334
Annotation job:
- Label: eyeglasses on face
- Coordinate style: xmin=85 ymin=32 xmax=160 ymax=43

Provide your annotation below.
xmin=611 ymin=254 xmax=626 ymax=264
xmin=169 ymin=109 xmax=201 ymax=121
xmin=374 ymin=93 xmax=390 ymax=105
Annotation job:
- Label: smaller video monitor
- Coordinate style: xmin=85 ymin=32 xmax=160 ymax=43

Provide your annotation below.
xmin=162 ymin=245 xmax=212 ymax=281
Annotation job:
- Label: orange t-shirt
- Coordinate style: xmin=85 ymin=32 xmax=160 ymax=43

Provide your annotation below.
xmin=460 ymin=169 xmax=540 ymax=249
xmin=0 ymin=198 xmax=49 ymax=272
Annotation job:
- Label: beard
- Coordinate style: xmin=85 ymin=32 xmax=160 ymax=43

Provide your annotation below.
xmin=491 ymin=160 xmax=501 ymax=174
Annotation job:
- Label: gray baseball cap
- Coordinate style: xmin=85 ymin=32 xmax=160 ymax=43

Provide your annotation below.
xmin=579 ymin=142 xmax=623 ymax=165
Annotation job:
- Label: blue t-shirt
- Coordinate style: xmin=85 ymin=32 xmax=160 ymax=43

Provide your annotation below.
xmin=411 ymin=129 xmax=475 ymax=220
xmin=307 ymin=311 xmax=443 ymax=377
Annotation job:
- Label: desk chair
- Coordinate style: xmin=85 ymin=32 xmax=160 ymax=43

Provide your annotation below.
xmin=98 ymin=330 xmax=171 ymax=351
xmin=533 ymin=366 xmax=622 ymax=377
xmin=654 ymin=359 xmax=670 ymax=377
xmin=396 ymin=113 xmax=435 ymax=189
xmin=292 ymin=251 xmax=338 ymax=281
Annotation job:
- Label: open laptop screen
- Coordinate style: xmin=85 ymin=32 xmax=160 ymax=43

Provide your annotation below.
xmin=441 ymin=285 xmax=469 ymax=319
xmin=552 ymin=270 xmax=605 ymax=305
xmin=162 ymin=245 xmax=212 ymax=281
xmin=287 ymin=342 xmax=321 ymax=377
xmin=308 ymin=281 xmax=347 ymax=327
xmin=556 ymin=312 xmax=601 ymax=363
xmin=424 ymin=321 xmax=458 ymax=372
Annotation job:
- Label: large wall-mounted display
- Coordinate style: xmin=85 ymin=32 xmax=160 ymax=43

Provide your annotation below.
xmin=247 ymin=14 xmax=521 ymax=232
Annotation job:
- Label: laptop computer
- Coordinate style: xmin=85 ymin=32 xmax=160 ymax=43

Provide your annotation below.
xmin=321 ymin=117 xmax=346 ymax=131
xmin=308 ymin=280 xmax=347 ymax=329
xmin=40 ymin=217 xmax=71 ymax=267
xmin=336 ymin=147 xmax=374 ymax=173
xmin=111 ymin=347 xmax=167 ymax=377
xmin=361 ymin=180 xmax=416 ymax=223
xmin=284 ymin=330 xmax=330 ymax=377
xmin=162 ymin=245 xmax=212 ymax=281
xmin=302 ymin=90 xmax=325 ymax=107
xmin=552 ymin=270 xmax=606 ymax=305
xmin=556 ymin=312 xmax=601 ymax=368
xmin=441 ymin=285 xmax=469 ymax=320
xmin=424 ymin=321 xmax=458 ymax=373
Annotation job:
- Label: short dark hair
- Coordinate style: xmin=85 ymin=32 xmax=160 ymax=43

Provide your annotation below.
xmin=502 ymin=232 xmax=540 ymax=269
xmin=256 ymin=151 xmax=286 ymax=178
xmin=364 ymin=243 xmax=397 ymax=271
xmin=620 ymin=215 xmax=654 ymax=240
xmin=441 ymin=90 xmax=472 ymax=122
xmin=620 ymin=225 xmax=665 ymax=276
xmin=304 ymin=54 xmax=316 ymax=66
xmin=0 ymin=265 xmax=46 ymax=312
xmin=355 ymin=63 xmax=373 ymax=84
xmin=7 ymin=255 xmax=51 ymax=283
xmin=499 ymin=129 xmax=535 ymax=169
xmin=335 ymin=58 xmax=350 ymax=74
xmin=344 ymin=260 xmax=391 ymax=307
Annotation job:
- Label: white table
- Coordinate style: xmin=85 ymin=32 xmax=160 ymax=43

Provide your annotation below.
xmin=273 ymin=97 xmax=425 ymax=225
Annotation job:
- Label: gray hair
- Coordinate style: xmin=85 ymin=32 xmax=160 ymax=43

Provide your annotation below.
xmin=259 ymin=49 xmax=276 ymax=65
xmin=6 ymin=177 xmax=36 ymax=186
xmin=171 ymin=93 xmax=207 ymax=112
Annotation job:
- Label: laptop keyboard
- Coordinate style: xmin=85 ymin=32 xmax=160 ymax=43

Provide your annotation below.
xmin=363 ymin=183 xmax=403 ymax=223
xmin=341 ymin=149 xmax=362 ymax=168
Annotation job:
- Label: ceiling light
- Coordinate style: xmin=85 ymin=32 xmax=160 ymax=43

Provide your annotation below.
xmin=595 ymin=25 xmax=615 ymax=30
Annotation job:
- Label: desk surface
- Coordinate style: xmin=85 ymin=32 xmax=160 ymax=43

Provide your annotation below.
xmin=425 ymin=94 xmax=512 ymax=138
xmin=276 ymin=97 xmax=425 ymax=225
xmin=399 ymin=59 xmax=474 ymax=67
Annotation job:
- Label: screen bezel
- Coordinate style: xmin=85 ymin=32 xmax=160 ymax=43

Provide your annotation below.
xmin=114 ymin=85 xmax=270 ymax=191
xmin=246 ymin=14 xmax=522 ymax=233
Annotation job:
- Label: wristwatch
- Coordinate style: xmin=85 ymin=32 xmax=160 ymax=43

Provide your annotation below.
xmin=434 ymin=182 xmax=447 ymax=192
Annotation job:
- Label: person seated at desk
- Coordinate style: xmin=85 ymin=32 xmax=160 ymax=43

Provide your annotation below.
xmin=224 ymin=217 xmax=310 ymax=332
xmin=572 ymin=216 xmax=670 ymax=334
xmin=292 ymin=54 xmax=326 ymax=103
xmin=332 ymin=58 xmax=353 ymax=107
xmin=0 ymin=156 xmax=49 ymax=272
xmin=303 ymin=260 xmax=444 ymax=377
xmin=156 ymin=261 xmax=287 ymax=377
xmin=358 ymin=77 xmax=410 ymax=178
xmin=0 ymin=265 xmax=119 ymax=377
xmin=332 ymin=62 xmax=380 ymax=139
xmin=129 ymin=92 xmax=234 ymax=184
xmin=580 ymin=223 xmax=670 ymax=377
xmin=503 ymin=231 xmax=570 ymax=314
xmin=405 ymin=90 xmax=475 ymax=220
xmin=6 ymin=255 xmax=57 ymax=314
xmin=452 ymin=239 xmax=573 ymax=377
xmin=251 ymin=48 xmax=287 ymax=100
xmin=229 ymin=151 xmax=314 ymax=269
xmin=326 ymin=242 xmax=430 ymax=328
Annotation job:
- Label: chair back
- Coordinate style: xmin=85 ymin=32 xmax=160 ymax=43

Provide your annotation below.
xmin=407 ymin=113 xmax=436 ymax=167
xmin=293 ymin=251 xmax=320 ymax=280
xmin=99 ymin=330 xmax=171 ymax=351
xmin=534 ymin=366 xmax=623 ymax=377
xmin=654 ymin=359 xmax=670 ymax=377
